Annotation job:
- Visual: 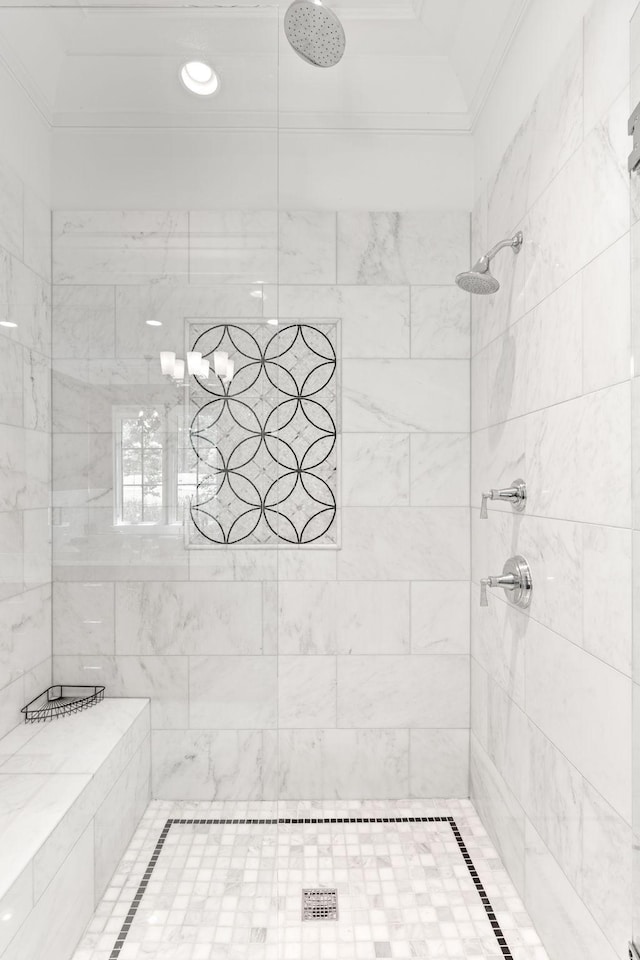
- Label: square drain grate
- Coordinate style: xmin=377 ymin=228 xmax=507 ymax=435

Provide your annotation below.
xmin=301 ymin=888 xmax=339 ymax=921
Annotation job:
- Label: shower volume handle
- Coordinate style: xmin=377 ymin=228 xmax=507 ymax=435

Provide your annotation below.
xmin=480 ymin=478 xmax=527 ymax=519
xmin=480 ymin=555 xmax=533 ymax=609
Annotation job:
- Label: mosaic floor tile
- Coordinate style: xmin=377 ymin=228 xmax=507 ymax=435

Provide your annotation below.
xmin=71 ymin=800 xmax=549 ymax=960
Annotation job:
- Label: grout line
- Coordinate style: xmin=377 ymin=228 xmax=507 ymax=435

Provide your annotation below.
xmin=106 ymin=815 xmax=514 ymax=960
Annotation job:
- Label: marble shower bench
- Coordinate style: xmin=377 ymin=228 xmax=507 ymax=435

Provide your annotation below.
xmin=0 ymin=698 xmax=150 ymax=960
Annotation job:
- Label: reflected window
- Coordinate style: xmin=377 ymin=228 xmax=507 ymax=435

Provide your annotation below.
xmin=113 ymin=406 xmax=195 ymax=526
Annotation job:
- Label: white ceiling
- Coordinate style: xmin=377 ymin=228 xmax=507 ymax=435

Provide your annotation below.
xmin=0 ymin=0 xmax=528 ymax=132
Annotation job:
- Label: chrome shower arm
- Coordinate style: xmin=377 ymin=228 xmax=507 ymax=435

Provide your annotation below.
xmin=483 ymin=232 xmax=523 ymax=265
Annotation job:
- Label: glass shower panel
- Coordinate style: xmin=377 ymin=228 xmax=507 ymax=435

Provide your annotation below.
xmin=632 ymin=3 xmax=640 ymax=954
xmin=34 ymin=2 xmax=282 ymax=954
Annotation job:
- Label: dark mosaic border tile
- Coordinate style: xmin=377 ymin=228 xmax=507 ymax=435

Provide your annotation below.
xmin=108 ymin=816 xmax=514 ymax=960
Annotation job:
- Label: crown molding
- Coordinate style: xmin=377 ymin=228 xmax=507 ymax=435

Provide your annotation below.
xmin=0 ymin=35 xmax=54 ymax=126
xmin=467 ymin=0 xmax=530 ymax=130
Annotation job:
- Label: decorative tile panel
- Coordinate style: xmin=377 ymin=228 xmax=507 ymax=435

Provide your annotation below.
xmin=188 ymin=321 xmax=338 ymax=547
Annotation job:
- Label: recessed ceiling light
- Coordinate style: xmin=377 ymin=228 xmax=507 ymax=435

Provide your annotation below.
xmin=146 ymin=319 xmax=162 ymax=327
xmin=180 ymin=60 xmax=219 ymax=97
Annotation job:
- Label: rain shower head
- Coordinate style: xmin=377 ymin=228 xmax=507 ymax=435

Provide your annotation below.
xmin=284 ymin=0 xmax=346 ymax=68
xmin=455 ymin=231 xmax=523 ymax=295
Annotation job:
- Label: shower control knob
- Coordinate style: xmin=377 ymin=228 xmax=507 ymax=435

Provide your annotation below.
xmin=480 ymin=479 xmax=527 ymax=519
xmin=480 ymin=555 xmax=532 ymax=609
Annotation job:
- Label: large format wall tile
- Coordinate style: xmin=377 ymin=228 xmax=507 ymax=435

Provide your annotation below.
xmin=152 ymin=729 xmax=277 ymax=800
xmin=278 ymin=728 xmax=409 ymax=800
xmin=343 ymin=359 xmax=469 ymax=433
xmin=189 ymin=211 xmax=277 ymax=284
xmin=336 ymin=655 xmax=469 ymax=728
xmin=337 ymin=212 xmax=469 ymax=285
xmin=189 ymin=656 xmax=277 ymax=729
xmin=51 ymin=204 xmax=473 ymax=803
xmin=278 ymin=212 xmax=336 ymax=284
xmin=338 ymin=508 xmax=469 ymax=581
xmin=115 ymin=582 xmax=263 ymax=655
xmin=276 ymin=284 xmax=410 ymax=358
xmin=53 ymin=211 xmax=189 ymax=285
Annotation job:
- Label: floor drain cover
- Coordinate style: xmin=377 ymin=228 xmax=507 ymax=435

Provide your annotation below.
xmin=302 ymin=888 xmax=339 ymax=921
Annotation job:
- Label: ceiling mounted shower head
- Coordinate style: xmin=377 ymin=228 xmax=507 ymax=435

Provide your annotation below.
xmin=284 ymin=0 xmax=346 ymax=68
xmin=455 ymin=231 xmax=523 ymax=296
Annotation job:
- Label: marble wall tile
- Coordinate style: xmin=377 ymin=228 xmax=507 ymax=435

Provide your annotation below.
xmin=467 ymin=693 xmax=491 ymax=790
xmin=0 ymin=771 xmax=89 ymax=901
xmin=277 ymin=581 xmax=411 ymax=656
xmin=0 ymin=251 xmax=51 ymax=356
xmin=188 ymin=548 xmax=278 ymax=582
xmin=338 ymin=507 xmax=469 ymax=581
xmin=53 ymin=211 xmax=189 ymax=285
xmin=275 ymin=284 xmax=410 ymax=358
xmin=472 ymin=511 xmax=583 ymax=650
xmin=342 ymin=433 xmax=410 ymax=506
xmin=469 ymin=736 xmax=525 ymax=895
xmin=582 ymin=232 xmax=630 ymax=393
xmin=0 ymin=334 xmax=23 ymax=428
xmin=486 ymin=679 xmax=529 ymax=810
xmin=411 ymin=581 xmax=470 ymax=656
xmin=0 ymin=510 xmax=24 ymax=600
xmin=0 ymin=584 xmax=51 ymax=685
xmin=276 ymin=549 xmax=337 ymax=581
xmin=0 ymin=866 xmax=32 ymax=955
xmin=277 ymin=581 xmax=337 ymax=654
xmin=409 ymin=729 xmax=469 ymax=797
xmin=0 ymin=159 xmax=23 ymax=261
xmin=337 ymin=212 xmax=469 ymax=285
xmin=52 ymin=433 xmax=112 ymax=509
xmin=23 ymin=349 xmax=51 ymax=434
xmin=1 ymin=823 xmax=94 ymax=960
xmin=410 ymin=285 xmax=470 ymax=359
xmin=525 ymin=721 xmax=583 ymax=890
xmin=23 ymin=189 xmax=51 ymax=284
xmin=115 ymin=582 xmax=263 ymax=655
xmin=93 ymin=736 xmax=151 ymax=900
xmin=336 ymin=581 xmax=410 ymax=655
xmin=471 ymin=590 xmax=526 ymax=707
xmin=409 ymin=433 xmax=469 ymax=506
xmin=580 ymin=777 xmax=632 ymax=955
xmin=343 ymin=359 xmax=469 ymax=433
xmin=23 ymin=509 xmax=51 ymax=591
xmin=277 ymin=728 xmax=409 ymax=800
xmin=472 ymin=273 xmax=582 ymax=431
xmin=525 ymin=617 xmax=631 ymax=823
xmin=189 ymin=655 xmax=277 ymax=729
xmin=53 ymin=507 xmax=188 ymax=582
xmin=526 ymin=32 xmax=584 ymax=210
xmin=278 ymin=212 xmax=336 ymax=284
xmin=53 ymin=582 xmax=114 ymax=656
xmin=53 ymin=655 xmax=188 ymax=729
xmin=524 ymin=113 xmax=628 ymax=313
xmin=582 ymin=524 xmax=632 ymax=676
xmin=526 ymin=382 xmax=631 ymax=528
xmin=52 ymin=286 xmax=115 ymax=360
xmin=152 ymin=729 xmax=277 ymax=800
xmin=583 ymin=0 xmax=630 ymax=132
xmin=114 ymin=284 xmax=262 ymax=358
xmin=189 ymin=211 xmax=277 ymax=284
xmin=278 ymin=656 xmax=337 ymax=728
xmin=524 ymin=820 xmax=619 ymax=960
xmin=336 ymin=655 xmax=469 ymax=728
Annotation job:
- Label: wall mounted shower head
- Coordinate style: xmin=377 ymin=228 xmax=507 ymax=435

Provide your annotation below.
xmin=284 ymin=0 xmax=346 ymax=68
xmin=455 ymin=231 xmax=523 ymax=295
